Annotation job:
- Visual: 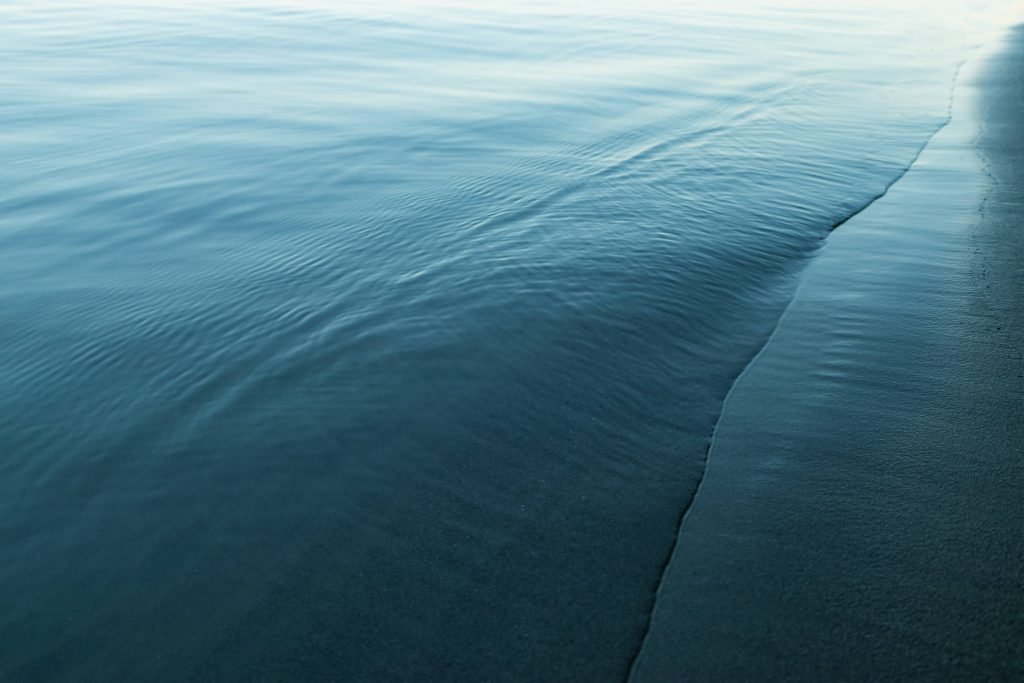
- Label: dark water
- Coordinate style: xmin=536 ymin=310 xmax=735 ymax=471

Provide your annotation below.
xmin=0 ymin=1 xmax=985 ymax=680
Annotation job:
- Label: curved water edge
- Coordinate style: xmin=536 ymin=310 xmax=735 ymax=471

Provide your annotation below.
xmin=626 ymin=21 xmax=1024 ymax=679
xmin=0 ymin=2 xmax=1011 ymax=681
xmin=623 ymin=53 xmax=970 ymax=681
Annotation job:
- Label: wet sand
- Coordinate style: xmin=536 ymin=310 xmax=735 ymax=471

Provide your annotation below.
xmin=631 ymin=25 xmax=1024 ymax=682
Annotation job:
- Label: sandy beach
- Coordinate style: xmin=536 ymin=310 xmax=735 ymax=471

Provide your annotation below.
xmin=631 ymin=23 xmax=1024 ymax=682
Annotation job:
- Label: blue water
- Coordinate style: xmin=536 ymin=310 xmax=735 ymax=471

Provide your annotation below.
xmin=0 ymin=1 xmax=982 ymax=680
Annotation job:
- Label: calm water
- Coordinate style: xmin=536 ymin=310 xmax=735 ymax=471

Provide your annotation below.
xmin=0 ymin=1 xmax=992 ymax=680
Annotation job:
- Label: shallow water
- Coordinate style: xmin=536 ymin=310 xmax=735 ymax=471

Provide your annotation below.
xmin=0 ymin=1 xmax=997 ymax=680
xmin=629 ymin=24 xmax=1023 ymax=679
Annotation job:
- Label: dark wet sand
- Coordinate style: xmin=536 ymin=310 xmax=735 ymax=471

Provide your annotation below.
xmin=631 ymin=25 xmax=1024 ymax=682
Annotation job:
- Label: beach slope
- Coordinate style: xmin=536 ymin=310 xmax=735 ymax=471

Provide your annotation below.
xmin=631 ymin=24 xmax=1024 ymax=682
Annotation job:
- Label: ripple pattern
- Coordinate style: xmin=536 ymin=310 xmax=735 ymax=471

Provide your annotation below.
xmin=0 ymin=1 xmax=979 ymax=680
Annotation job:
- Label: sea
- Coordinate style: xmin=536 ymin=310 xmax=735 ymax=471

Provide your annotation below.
xmin=0 ymin=1 xmax=1013 ymax=680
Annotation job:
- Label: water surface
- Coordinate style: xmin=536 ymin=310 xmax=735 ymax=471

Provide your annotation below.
xmin=0 ymin=1 xmax=989 ymax=680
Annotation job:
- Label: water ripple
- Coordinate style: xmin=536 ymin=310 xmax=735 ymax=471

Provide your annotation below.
xmin=0 ymin=1 xmax=981 ymax=681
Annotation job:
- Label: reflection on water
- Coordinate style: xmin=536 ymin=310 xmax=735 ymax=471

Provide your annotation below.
xmin=0 ymin=1 xmax=988 ymax=680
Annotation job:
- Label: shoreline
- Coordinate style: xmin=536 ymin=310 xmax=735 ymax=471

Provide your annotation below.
xmin=631 ymin=23 xmax=1024 ymax=681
